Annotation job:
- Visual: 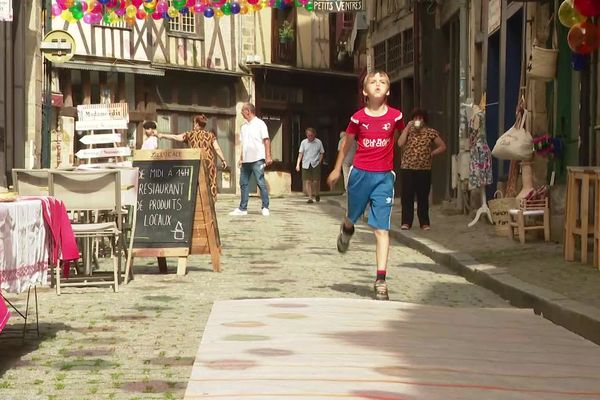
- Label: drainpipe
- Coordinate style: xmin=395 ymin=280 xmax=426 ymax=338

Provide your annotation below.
xmin=413 ymin=1 xmax=420 ymax=107
xmin=497 ymin=0 xmax=507 ymax=177
xmin=456 ymin=0 xmax=469 ymax=210
xmin=41 ymin=0 xmax=52 ymax=168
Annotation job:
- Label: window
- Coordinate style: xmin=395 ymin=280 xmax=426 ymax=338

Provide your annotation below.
xmin=402 ymin=28 xmax=414 ymax=65
xmin=168 ymin=9 xmax=198 ymax=36
xmin=387 ymin=34 xmax=402 ymax=74
xmin=263 ymin=116 xmax=283 ymax=162
xmin=374 ymin=41 xmax=386 ymax=71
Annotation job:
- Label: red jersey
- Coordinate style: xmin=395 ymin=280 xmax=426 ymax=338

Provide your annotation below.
xmin=345 ymin=106 xmax=405 ymax=172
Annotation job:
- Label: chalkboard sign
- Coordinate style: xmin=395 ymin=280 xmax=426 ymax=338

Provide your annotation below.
xmin=132 ymin=149 xmax=201 ymax=256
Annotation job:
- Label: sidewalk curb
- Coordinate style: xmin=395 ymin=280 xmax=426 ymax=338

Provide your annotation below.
xmin=326 ymin=198 xmax=600 ymax=345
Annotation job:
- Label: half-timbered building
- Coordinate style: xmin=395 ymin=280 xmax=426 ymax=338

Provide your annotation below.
xmin=50 ymin=7 xmax=361 ymax=194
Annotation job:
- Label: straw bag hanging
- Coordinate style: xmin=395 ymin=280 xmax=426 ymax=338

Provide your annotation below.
xmin=488 ymin=191 xmax=518 ymax=237
xmin=527 ymin=16 xmax=558 ymax=81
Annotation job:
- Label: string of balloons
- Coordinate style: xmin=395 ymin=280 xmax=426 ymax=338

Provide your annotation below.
xmin=52 ymin=0 xmax=315 ymax=23
xmin=558 ymin=0 xmax=600 ymax=55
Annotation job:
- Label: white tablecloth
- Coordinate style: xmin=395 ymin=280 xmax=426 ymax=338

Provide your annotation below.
xmin=0 ymin=199 xmax=50 ymax=294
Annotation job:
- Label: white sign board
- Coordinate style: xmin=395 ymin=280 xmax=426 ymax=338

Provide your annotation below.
xmin=80 ymin=133 xmax=122 ymax=145
xmin=0 ymin=0 xmax=12 ymax=21
xmin=488 ymin=0 xmax=500 ymax=35
xmin=76 ymin=103 xmax=129 ymax=131
xmin=75 ymin=147 xmax=132 ymax=159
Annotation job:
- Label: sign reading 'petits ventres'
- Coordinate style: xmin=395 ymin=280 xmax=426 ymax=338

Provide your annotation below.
xmin=313 ymin=0 xmax=364 ymax=12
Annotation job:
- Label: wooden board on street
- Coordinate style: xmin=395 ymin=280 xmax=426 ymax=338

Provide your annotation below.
xmin=185 ymin=298 xmax=600 ymax=399
xmin=79 ymin=133 xmax=121 ymax=145
xmin=75 ymin=147 xmax=131 ymax=159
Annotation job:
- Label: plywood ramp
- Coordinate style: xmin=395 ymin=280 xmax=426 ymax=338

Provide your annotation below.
xmin=184 ymin=298 xmax=600 ymax=400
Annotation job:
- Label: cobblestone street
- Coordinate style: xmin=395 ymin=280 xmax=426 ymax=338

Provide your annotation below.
xmin=0 ymin=196 xmax=508 ymax=399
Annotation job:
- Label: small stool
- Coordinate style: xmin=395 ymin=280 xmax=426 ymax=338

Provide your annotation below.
xmin=508 ymin=198 xmax=550 ymax=244
xmin=564 ymin=167 xmax=599 ymax=264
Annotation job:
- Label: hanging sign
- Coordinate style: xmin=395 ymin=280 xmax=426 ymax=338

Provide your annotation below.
xmin=0 ymin=0 xmax=12 ymax=21
xmin=79 ymin=133 xmax=122 ymax=145
xmin=313 ymin=0 xmax=363 ymax=12
xmin=75 ymin=147 xmax=132 ymax=159
xmin=76 ymin=103 xmax=129 ymax=131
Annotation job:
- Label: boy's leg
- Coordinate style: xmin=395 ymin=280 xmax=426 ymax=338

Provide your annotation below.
xmin=415 ymin=170 xmax=432 ymax=227
xmin=338 ymin=168 xmax=370 ymax=253
xmin=367 ymin=171 xmax=395 ymax=300
xmin=400 ymin=169 xmax=415 ymax=227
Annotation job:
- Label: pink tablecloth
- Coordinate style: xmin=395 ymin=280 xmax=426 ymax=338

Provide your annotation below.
xmin=0 ymin=199 xmax=50 ymax=294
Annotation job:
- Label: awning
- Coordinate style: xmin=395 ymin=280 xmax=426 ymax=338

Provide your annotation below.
xmin=152 ymin=63 xmax=249 ymax=78
xmin=247 ymin=63 xmax=359 ymax=79
xmin=52 ymin=60 xmax=165 ymax=76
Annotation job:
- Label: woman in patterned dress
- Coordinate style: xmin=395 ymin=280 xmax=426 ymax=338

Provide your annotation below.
xmin=157 ymin=115 xmax=228 ymax=202
xmin=397 ymin=108 xmax=446 ymax=230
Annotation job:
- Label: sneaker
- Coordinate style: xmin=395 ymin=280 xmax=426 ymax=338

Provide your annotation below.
xmin=307 ymin=198 xmax=314 ymax=204
xmin=421 ymin=225 xmax=431 ymax=231
xmin=229 ymin=208 xmax=248 ymax=216
xmin=336 ymin=223 xmax=354 ymax=253
xmin=315 ymin=195 xmax=320 ymax=202
xmin=400 ymin=224 xmax=410 ymax=230
xmin=261 ymin=208 xmax=270 ymax=216
xmin=374 ymin=280 xmax=389 ymax=301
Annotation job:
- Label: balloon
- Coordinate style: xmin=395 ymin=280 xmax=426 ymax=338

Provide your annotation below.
xmin=231 ymin=2 xmax=240 ymax=13
xmin=83 ymin=12 xmax=94 ymax=23
xmin=131 ymin=0 xmax=143 ymax=6
xmin=136 ymin=8 xmax=147 ymax=18
xmin=167 ymin=6 xmax=179 ymax=17
xmin=240 ymin=4 xmax=248 ymax=13
xmin=126 ymin=4 xmax=137 ymax=17
xmin=51 ymin=4 xmax=63 ymax=16
xmin=214 ymin=8 xmax=223 ymax=16
xmin=221 ymin=2 xmax=232 ymax=14
xmin=559 ymin=0 xmax=587 ymax=27
xmin=573 ymin=0 xmax=600 ymax=17
xmin=203 ymin=6 xmax=214 ymax=17
xmin=567 ymin=21 xmax=600 ymax=54
xmin=247 ymin=0 xmax=258 ymax=4
xmin=156 ymin=0 xmax=168 ymax=13
xmin=305 ymin=0 xmax=313 ymax=11
xmin=173 ymin=0 xmax=186 ymax=9
xmin=571 ymin=51 xmax=588 ymax=70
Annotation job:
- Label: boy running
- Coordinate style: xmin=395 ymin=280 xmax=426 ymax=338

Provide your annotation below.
xmin=327 ymin=71 xmax=404 ymax=300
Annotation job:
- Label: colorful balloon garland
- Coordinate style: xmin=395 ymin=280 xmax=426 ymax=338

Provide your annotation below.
xmin=557 ymin=0 xmax=600 ymax=57
xmin=52 ymin=0 xmax=314 ymax=23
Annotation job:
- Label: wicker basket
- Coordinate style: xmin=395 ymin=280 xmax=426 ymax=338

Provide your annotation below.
xmin=488 ymin=191 xmax=518 ymax=237
xmin=527 ymin=45 xmax=558 ymax=81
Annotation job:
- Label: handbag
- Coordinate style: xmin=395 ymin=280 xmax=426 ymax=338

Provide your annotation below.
xmin=488 ymin=190 xmax=518 ymax=237
xmin=526 ymin=18 xmax=558 ymax=81
xmin=492 ymin=110 xmax=533 ymax=161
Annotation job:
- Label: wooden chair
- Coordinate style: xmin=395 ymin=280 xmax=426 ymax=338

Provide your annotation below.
xmin=118 ymin=167 xmax=138 ymax=284
xmin=12 ymin=169 xmax=49 ymax=196
xmin=508 ymin=197 xmax=550 ymax=244
xmin=48 ymin=169 xmax=122 ymax=294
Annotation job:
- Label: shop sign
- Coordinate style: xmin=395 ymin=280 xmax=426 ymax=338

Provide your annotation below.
xmin=313 ymin=0 xmax=364 ymax=12
xmin=489 ymin=0 xmax=500 ymax=34
xmin=0 ymin=0 xmax=12 ymax=22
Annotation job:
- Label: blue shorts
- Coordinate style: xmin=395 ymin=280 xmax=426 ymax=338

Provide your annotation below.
xmin=346 ymin=167 xmax=395 ymax=230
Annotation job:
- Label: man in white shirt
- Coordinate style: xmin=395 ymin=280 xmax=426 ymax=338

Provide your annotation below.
xmin=296 ymin=127 xmax=325 ymax=203
xmin=229 ymin=103 xmax=273 ymax=216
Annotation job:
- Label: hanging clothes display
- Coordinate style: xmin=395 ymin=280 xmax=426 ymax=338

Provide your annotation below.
xmin=0 ymin=293 xmax=9 ymax=334
xmin=468 ymin=110 xmax=493 ymax=188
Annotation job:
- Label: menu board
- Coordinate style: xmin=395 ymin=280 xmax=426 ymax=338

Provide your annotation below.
xmin=132 ymin=149 xmax=201 ymax=255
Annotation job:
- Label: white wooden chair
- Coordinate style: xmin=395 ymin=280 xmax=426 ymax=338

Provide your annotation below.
xmin=48 ymin=169 xmax=122 ymax=294
xmin=12 ymin=169 xmax=49 ymax=196
xmin=118 ymin=167 xmax=139 ymax=284
xmin=508 ymin=197 xmax=550 ymax=244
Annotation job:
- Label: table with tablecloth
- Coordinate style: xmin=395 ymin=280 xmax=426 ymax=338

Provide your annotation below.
xmin=0 ymin=197 xmax=78 ymax=334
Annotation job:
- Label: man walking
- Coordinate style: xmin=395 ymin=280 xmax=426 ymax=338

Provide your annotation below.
xmin=229 ymin=103 xmax=272 ymax=216
xmin=296 ymin=127 xmax=325 ymax=203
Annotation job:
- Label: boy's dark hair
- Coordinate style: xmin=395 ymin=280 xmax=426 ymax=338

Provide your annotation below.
xmin=143 ymin=120 xmax=157 ymax=130
xmin=194 ymin=114 xmax=208 ymax=127
xmin=411 ymin=108 xmax=429 ymax=123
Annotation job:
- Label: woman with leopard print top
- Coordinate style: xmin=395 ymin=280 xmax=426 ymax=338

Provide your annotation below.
xmin=397 ymin=108 xmax=446 ymax=230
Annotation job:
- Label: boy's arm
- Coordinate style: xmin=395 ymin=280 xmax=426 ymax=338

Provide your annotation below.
xmin=327 ymin=134 xmax=354 ymax=187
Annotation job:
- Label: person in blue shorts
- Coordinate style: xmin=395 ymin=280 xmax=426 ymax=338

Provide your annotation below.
xmin=327 ymin=70 xmax=405 ymax=300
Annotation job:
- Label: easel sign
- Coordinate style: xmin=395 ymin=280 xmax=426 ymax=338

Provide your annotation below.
xmin=131 ymin=149 xmax=200 ymax=275
xmin=130 ymin=149 xmax=221 ymax=276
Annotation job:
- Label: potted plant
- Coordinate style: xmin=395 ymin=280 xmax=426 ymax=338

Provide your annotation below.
xmin=278 ymin=21 xmax=295 ymax=44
